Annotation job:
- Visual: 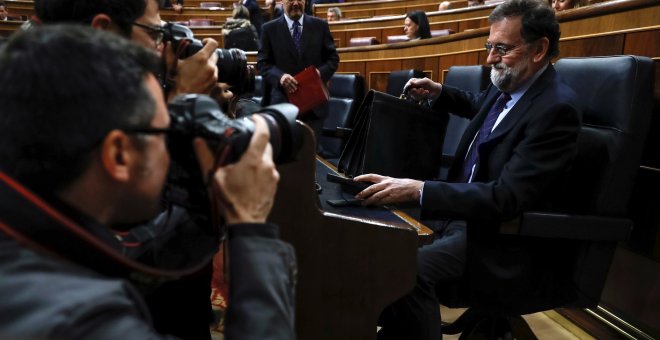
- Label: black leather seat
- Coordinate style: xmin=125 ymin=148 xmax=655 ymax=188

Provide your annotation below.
xmin=320 ymin=74 xmax=365 ymax=163
xmin=251 ymin=75 xmax=263 ymax=105
xmin=439 ymin=65 xmax=491 ymax=180
xmin=386 ymin=69 xmax=425 ymax=97
xmin=439 ymin=55 xmax=654 ymax=339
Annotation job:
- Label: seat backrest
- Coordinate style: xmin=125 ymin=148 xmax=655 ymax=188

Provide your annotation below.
xmin=430 ymin=29 xmax=454 ymax=37
xmin=543 ymin=55 xmax=654 ymax=309
xmin=348 ymin=37 xmax=379 ymax=47
xmin=188 ymin=18 xmax=213 ymax=26
xmin=199 ymin=2 xmax=221 ymax=8
xmin=224 ymin=26 xmax=259 ymax=51
xmin=386 ymin=69 xmax=424 ymax=97
xmin=554 ymin=55 xmax=654 ymax=216
xmin=320 ymin=74 xmax=366 ymax=161
xmin=386 ymin=35 xmax=409 ymax=44
xmin=438 ymin=65 xmax=491 ymax=180
xmin=251 ymin=75 xmax=263 ymax=105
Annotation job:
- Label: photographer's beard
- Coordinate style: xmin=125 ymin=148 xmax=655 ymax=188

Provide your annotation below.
xmin=490 ymin=52 xmax=532 ymax=93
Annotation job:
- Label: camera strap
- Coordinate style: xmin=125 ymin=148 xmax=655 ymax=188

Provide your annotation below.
xmin=0 ymin=171 xmax=213 ymax=288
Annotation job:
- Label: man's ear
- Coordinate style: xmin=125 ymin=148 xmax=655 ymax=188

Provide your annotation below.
xmin=100 ymin=130 xmax=133 ymax=183
xmin=90 ymin=14 xmax=113 ymax=31
xmin=533 ymin=37 xmax=550 ymax=63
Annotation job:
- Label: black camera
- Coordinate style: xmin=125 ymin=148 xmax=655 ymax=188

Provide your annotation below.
xmin=162 ymin=23 xmax=256 ymax=95
xmin=164 ymin=94 xmax=302 ymax=212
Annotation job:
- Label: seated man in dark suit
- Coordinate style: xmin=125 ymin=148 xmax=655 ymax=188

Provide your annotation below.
xmin=354 ymin=0 xmax=581 ymax=339
xmin=257 ymin=0 xmax=339 ymax=152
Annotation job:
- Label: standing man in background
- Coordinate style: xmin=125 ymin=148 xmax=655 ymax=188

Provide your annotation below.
xmin=257 ymin=0 xmax=339 ymax=152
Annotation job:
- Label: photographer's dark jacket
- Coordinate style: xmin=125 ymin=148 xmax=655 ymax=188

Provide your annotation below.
xmin=0 ymin=176 xmax=297 ymax=340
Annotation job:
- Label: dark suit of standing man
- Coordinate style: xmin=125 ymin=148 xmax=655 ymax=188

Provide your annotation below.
xmin=257 ymin=0 xmax=339 ymax=151
xmin=354 ymin=0 xmax=581 ymax=339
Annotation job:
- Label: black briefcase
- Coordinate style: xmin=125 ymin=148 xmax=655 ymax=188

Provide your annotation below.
xmin=337 ymin=90 xmax=449 ymax=180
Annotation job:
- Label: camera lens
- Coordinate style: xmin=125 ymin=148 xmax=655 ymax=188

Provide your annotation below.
xmin=215 ymin=48 xmax=255 ymax=95
xmin=162 ymin=23 xmax=255 ymax=96
xmin=164 ymin=95 xmax=302 ymax=212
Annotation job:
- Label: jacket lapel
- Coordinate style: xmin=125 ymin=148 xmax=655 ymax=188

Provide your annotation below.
xmin=277 ymin=17 xmax=300 ymax=60
xmin=484 ymin=66 xmax=556 ymax=145
xmin=299 ymin=16 xmax=314 ymax=58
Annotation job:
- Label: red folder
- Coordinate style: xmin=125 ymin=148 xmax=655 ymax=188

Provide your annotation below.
xmin=287 ymin=66 xmax=329 ymax=117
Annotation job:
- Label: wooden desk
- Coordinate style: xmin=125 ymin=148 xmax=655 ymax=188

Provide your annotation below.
xmin=269 ymin=122 xmax=429 ymax=340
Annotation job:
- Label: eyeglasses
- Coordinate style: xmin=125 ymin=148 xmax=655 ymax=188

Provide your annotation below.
xmin=132 ymin=22 xmax=165 ymax=46
xmin=484 ymin=42 xmax=520 ymax=56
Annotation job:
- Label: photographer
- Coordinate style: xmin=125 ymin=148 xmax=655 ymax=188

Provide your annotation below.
xmin=34 ymin=0 xmax=222 ymax=102
xmin=0 ymin=25 xmax=296 ymax=340
xmin=31 ymin=1 xmax=240 ymax=337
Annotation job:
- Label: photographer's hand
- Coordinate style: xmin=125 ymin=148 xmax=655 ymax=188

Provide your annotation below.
xmin=403 ymin=77 xmax=442 ymax=102
xmin=164 ymin=38 xmax=219 ymax=100
xmin=193 ymin=115 xmax=280 ymax=224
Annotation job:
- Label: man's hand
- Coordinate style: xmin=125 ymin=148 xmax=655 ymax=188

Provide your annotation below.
xmin=172 ymin=3 xmax=183 ymax=13
xmin=280 ymin=73 xmax=298 ymax=93
xmin=403 ymin=77 xmax=442 ymax=102
xmin=353 ymin=174 xmax=423 ymax=206
xmin=210 ymin=82 xmax=234 ymax=104
xmin=164 ymin=38 xmax=219 ymax=99
xmin=193 ymin=115 xmax=279 ymax=224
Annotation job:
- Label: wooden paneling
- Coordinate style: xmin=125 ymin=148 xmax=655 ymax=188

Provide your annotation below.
xmin=4 ymin=0 xmax=34 ymax=18
xmin=558 ymin=34 xmax=626 ymax=58
xmin=366 ymin=59 xmax=402 ymax=92
xmin=0 ymin=20 xmax=22 ymax=38
xmin=623 ymin=29 xmax=660 ymax=58
xmin=438 ymin=52 xmax=481 ymax=82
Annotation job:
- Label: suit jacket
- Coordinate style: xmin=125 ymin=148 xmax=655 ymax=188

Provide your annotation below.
xmin=423 ymin=65 xmax=582 ymax=312
xmin=257 ymin=15 xmax=339 ymax=119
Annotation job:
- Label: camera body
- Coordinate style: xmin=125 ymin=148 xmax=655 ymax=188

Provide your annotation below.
xmin=162 ymin=23 xmax=256 ymax=95
xmin=164 ymin=94 xmax=302 ymax=212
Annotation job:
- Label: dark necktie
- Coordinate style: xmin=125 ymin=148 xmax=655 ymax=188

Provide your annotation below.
xmin=292 ymin=20 xmax=302 ymax=54
xmin=460 ymin=92 xmax=511 ymax=182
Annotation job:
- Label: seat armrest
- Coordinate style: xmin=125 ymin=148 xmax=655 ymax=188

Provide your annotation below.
xmin=500 ymin=212 xmax=631 ymax=241
xmin=322 ymin=127 xmax=352 ymax=138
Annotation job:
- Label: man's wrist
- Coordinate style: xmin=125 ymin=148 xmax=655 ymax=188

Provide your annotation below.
xmin=228 ymin=223 xmax=279 ymax=239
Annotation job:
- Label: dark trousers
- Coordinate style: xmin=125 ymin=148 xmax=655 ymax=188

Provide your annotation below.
xmin=378 ymin=220 xmax=467 ymax=340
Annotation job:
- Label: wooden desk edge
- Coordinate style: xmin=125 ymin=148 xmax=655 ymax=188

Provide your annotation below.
xmin=317 ymin=156 xmax=435 ymax=245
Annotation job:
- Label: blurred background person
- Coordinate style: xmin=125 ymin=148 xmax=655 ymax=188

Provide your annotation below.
xmin=222 ymin=5 xmax=260 ymax=51
xmin=241 ymin=0 xmax=265 ymax=37
xmin=438 ymin=1 xmax=453 ymax=11
xmin=0 ymin=1 xmax=8 ymax=21
xmin=552 ymin=0 xmax=586 ymax=12
xmin=163 ymin=0 xmax=183 ymax=13
xmin=467 ymin=0 xmax=485 ymax=6
xmin=404 ymin=10 xmax=431 ymax=40
xmin=327 ymin=7 xmax=342 ymax=21
xmin=266 ymin=0 xmax=284 ymax=19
